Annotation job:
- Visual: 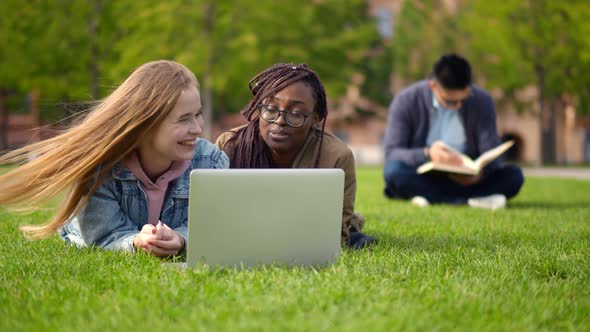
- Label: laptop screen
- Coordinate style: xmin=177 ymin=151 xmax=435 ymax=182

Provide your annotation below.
xmin=187 ymin=169 xmax=344 ymax=268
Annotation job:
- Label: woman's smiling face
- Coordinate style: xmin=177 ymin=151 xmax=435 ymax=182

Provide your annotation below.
xmin=139 ymin=86 xmax=203 ymax=175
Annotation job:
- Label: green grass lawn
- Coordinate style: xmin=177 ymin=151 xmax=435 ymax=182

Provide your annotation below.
xmin=1 ymin=167 xmax=589 ymax=331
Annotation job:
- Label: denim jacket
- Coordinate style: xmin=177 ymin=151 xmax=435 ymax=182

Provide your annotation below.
xmin=60 ymin=139 xmax=229 ymax=252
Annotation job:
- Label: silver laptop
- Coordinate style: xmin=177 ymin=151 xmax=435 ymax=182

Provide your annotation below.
xmin=186 ymin=169 xmax=344 ymax=269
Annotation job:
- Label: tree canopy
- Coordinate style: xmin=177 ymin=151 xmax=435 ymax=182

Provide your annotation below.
xmin=0 ymin=0 xmax=380 ymax=123
xmin=2 ymin=0 xmax=589 ymax=123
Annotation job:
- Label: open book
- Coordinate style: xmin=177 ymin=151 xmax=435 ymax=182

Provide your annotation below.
xmin=417 ymin=140 xmax=514 ymax=175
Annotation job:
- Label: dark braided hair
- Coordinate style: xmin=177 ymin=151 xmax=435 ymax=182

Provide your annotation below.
xmin=228 ymin=63 xmax=328 ymax=168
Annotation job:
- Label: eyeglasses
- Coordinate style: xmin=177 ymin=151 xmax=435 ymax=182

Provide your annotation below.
xmin=434 ymin=85 xmax=472 ymax=108
xmin=258 ymin=104 xmax=310 ymax=128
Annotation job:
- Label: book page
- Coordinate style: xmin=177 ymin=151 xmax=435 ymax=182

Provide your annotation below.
xmin=474 ymin=140 xmax=514 ymax=169
xmin=417 ymin=162 xmax=478 ymax=175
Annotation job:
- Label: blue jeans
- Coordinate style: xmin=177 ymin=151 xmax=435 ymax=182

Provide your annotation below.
xmin=383 ymin=160 xmax=524 ymax=204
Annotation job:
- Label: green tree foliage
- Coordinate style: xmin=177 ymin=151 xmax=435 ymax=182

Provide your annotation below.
xmin=390 ymin=0 xmax=459 ymax=82
xmin=112 ymin=0 xmax=378 ymax=112
xmin=459 ymin=0 xmax=590 ymax=104
xmin=459 ymin=0 xmax=590 ymax=95
xmin=458 ymin=0 xmax=590 ymax=163
xmin=388 ymin=0 xmax=590 ymax=111
xmin=0 ymin=0 xmax=120 ymax=120
xmin=1 ymin=0 xmax=380 ymax=124
xmin=457 ymin=1 xmax=533 ymax=92
xmin=0 ymin=1 xmax=93 ymax=98
xmin=359 ymin=44 xmax=394 ymax=107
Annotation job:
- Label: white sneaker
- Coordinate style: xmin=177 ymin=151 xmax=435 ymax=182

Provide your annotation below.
xmin=468 ymin=194 xmax=507 ymax=210
xmin=411 ymin=196 xmax=430 ymax=207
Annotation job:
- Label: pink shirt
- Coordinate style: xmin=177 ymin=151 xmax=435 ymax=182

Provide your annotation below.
xmin=123 ymin=152 xmax=190 ymax=225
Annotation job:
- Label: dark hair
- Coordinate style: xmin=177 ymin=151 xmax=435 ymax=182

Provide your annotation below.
xmin=227 ymin=63 xmax=328 ymax=168
xmin=432 ymin=53 xmax=472 ymax=89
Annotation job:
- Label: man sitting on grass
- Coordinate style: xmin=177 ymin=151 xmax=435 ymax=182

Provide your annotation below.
xmin=382 ymin=53 xmax=524 ymax=209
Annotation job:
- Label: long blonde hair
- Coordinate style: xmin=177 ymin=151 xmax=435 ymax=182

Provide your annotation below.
xmin=0 ymin=60 xmax=199 ymax=239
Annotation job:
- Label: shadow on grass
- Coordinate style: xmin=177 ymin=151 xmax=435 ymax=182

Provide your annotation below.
xmin=367 ymin=230 xmax=586 ymax=254
xmin=509 ymin=201 xmax=590 ymax=210
xmin=370 ymin=233 xmax=485 ymax=252
xmin=381 ymin=198 xmax=590 ymax=210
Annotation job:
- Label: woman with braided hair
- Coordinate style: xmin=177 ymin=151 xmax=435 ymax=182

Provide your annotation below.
xmin=216 ymin=63 xmax=375 ymax=249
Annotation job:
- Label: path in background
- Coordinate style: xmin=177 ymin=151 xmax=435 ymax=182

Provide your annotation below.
xmin=523 ymin=167 xmax=590 ymax=180
xmin=350 ymin=146 xmax=590 ymax=180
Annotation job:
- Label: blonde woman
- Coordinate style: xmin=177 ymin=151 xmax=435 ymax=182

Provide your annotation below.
xmin=0 ymin=60 xmax=229 ymax=257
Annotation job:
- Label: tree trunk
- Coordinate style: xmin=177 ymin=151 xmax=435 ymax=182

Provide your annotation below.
xmin=0 ymin=88 xmax=7 ymax=150
xmin=535 ymin=63 xmax=556 ymax=164
xmin=89 ymin=0 xmax=101 ymax=99
xmin=30 ymin=89 xmax=40 ymax=142
xmin=201 ymin=1 xmax=215 ymax=141
xmin=542 ymin=98 xmax=557 ymax=164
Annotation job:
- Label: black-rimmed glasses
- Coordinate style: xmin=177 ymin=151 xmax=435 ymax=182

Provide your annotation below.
xmin=258 ymin=105 xmax=310 ymax=128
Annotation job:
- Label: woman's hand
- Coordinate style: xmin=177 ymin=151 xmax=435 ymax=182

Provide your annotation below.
xmin=133 ymin=222 xmax=185 ymax=257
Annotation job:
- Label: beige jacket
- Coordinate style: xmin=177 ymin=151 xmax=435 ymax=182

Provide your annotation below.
xmin=216 ymin=126 xmax=365 ymax=243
